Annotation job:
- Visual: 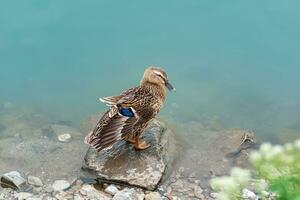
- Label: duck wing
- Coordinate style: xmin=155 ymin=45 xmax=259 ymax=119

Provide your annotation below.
xmin=99 ymin=87 xmax=139 ymax=106
xmin=86 ymin=88 xmax=140 ymax=151
xmin=85 ymin=109 xmax=138 ymax=151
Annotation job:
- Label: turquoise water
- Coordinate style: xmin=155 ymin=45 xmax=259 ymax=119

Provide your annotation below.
xmin=1 ymin=1 xmax=300 ymax=143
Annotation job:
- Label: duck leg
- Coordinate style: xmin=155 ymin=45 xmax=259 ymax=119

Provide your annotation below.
xmin=125 ymin=135 xmax=150 ymax=149
xmin=125 ymin=137 xmax=136 ymax=144
xmin=130 ymin=121 xmax=151 ymax=150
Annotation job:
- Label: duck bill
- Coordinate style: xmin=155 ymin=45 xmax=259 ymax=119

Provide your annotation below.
xmin=165 ymin=81 xmax=176 ymax=91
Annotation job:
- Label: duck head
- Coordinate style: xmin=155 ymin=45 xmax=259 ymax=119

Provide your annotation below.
xmin=141 ymin=67 xmax=175 ymax=92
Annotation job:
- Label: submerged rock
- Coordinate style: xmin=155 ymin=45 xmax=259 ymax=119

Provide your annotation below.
xmin=83 ymin=120 xmax=177 ymax=190
xmin=0 ymin=171 xmax=29 ymax=191
xmin=35 ymin=124 xmax=82 ymax=140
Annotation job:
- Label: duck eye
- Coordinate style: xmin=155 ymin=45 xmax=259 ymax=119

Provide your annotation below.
xmin=157 ymin=74 xmax=165 ymax=81
xmin=154 ymin=72 xmax=163 ymax=78
xmin=153 ymin=71 xmax=167 ymax=82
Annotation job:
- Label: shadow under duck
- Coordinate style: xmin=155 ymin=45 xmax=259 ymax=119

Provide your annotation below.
xmin=85 ymin=66 xmax=175 ymax=151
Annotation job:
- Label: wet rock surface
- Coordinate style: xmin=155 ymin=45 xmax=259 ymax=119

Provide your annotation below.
xmin=157 ymin=123 xmax=259 ymax=199
xmin=83 ymin=120 xmax=177 ymax=190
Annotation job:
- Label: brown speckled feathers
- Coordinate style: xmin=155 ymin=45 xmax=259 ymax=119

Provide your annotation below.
xmin=85 ymin=67 xmax=174 ymax=151
xmin=85 ymin=86 xmax=162 ymax=151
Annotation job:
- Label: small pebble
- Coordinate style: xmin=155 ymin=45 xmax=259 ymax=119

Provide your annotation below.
xmin=171 ymin=179 xmax=184 ymax=190
xmin=28 ymin=176 xmax=43 ymax=187
xmin=27 ymin=198 xmax=42 ymax=200
xmin=210 ymin=192 xmax=218 ymax=198
xmin=113 ymin=188 xmax=144 ymax=200
xmin=58 ymin=133 xmax=71 ymax=142
xmin=104 ymin=184 xmax=119 ymax=195
xmin=194 ymin=185 xmax=204 ymax=198
xmin=178 ymin=167 xmax=185 ymax=173
xmin=32 ymin=187 xmax=42 ymax=194
xmin=55 ymin=191 xmax=71 ymax=200
xmin=43 ymin=197 xmax=57 ymax=200
xmin=44 ymin=185 xmax=53 ymax=193
xmin=242 ymin=188 xmax=258 ymax=200
xmin=80 ymin=185 xmax=111 ymax=200
xmin=145 ymin=192 xmax=162 ymax=200
xmin=52 ymin=180 xmax=70 ymax=191
xmin=14 ymin=192 xmax=33 ymax=200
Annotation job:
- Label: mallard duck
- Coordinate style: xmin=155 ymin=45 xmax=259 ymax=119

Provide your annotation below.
xmin=85 ymin=66 xmax=175 ymax=151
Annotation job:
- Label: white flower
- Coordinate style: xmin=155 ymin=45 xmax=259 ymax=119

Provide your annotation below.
xmin=272 ymin=145 xmax=284 ymax=155
xmin=260 ymin=143 xmax=272 ymax=157
xmin=255 ymin=179 xmax=268 ymax=191
xmin=264 ymin=145 xmax=284 ymax=161
xmin=294 ymin=139 xmax=300 ymax=149
xmin=250 ymin=151 xmax=262 ymax=165
xmin=231 ymin=167 xmax=251 ymax=185
xmin=215 ymin=193 xmax=231 ymax=200
xmin=211 ymin=177 xmax=239 ymax=192
xmin=284 ymin=143 xmax=293 ymax=152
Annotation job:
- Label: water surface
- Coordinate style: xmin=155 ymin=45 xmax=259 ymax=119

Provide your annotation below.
xmin=1 ymin=1 xmax=300 ymax=175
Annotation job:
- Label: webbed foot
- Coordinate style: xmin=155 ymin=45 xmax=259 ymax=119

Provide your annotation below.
xmin=134 ymin=140 xmax=150 ymax=150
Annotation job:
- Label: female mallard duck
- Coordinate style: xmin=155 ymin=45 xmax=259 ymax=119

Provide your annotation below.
xmin=85 ymin=66 xmax=175 ymax=151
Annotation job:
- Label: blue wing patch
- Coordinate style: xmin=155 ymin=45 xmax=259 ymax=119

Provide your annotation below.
xmin=120 ymin=108 xmax=134 ymax=117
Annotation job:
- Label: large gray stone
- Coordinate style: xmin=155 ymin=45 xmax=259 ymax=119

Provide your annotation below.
xmin=83 ymin=120 xmax=177 ymax=190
